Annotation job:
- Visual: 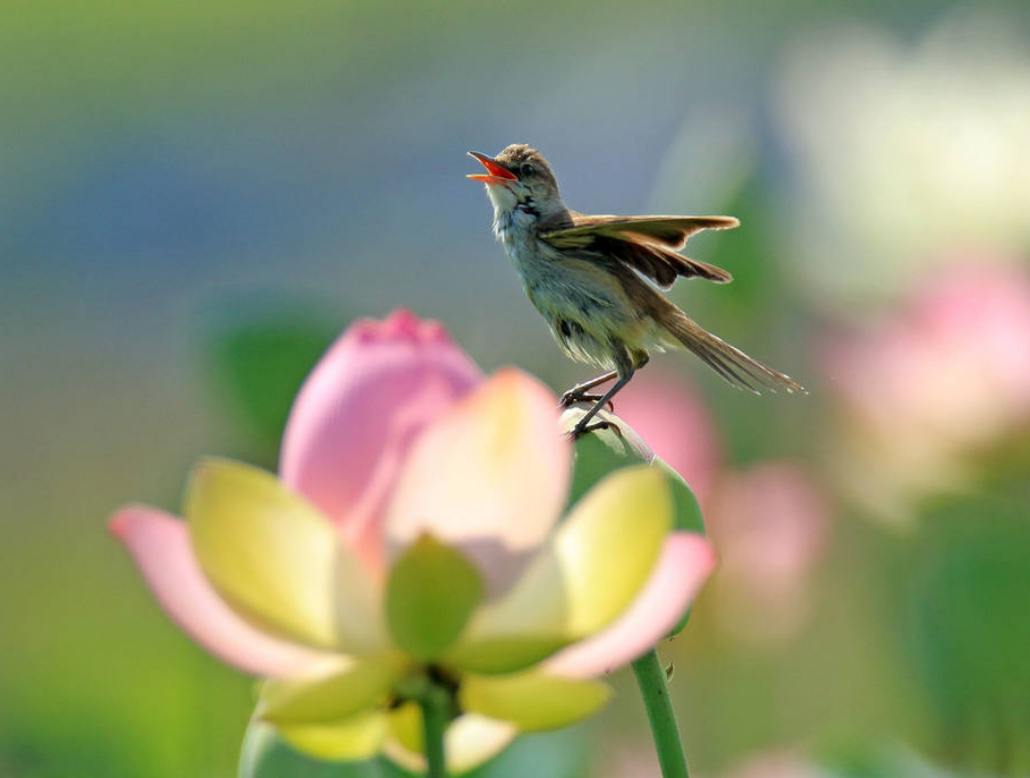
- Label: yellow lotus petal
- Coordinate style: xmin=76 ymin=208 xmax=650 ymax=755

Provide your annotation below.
xmin=256 ymin=654 xmax=406 ymax=726
xmin=109 ymin=505 xmax=335 ymax=677
xmin=384 ymin=703 xmax=517 ymax=774
xmin=545 ymin=532 xmax=716 ymax=679
xmin=384 ymin=369 xmax=571 ymax=596
xmin=277 ymin=709 xmax=387 ymax=761
xmin=461 ymin=672 xmax=611 ymax=731
xmin=185 ymin=458 xmax=375 ymax=651
xmin=447 ymin=465 xmax=672 ymax=674
xmin=555 ymin=465 xmax=672 ymax=635
xmin=333 ymin=548 xmax=390 ymax=656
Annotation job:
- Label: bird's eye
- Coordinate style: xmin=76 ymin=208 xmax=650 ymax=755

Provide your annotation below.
xmin=520 ymin=163 xmax=535 ymax=177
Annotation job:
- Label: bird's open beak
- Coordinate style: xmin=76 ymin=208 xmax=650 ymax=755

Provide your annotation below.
xmin=466 ymin=151 xmax=518 ymax=184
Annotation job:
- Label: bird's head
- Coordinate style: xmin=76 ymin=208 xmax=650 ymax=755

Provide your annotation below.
xmin=467 ymin=144 xmax=564 ymax=221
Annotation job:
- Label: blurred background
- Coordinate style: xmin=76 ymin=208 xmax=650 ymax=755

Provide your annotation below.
xmin=2 ymin=1 xmax=1029 ymax=776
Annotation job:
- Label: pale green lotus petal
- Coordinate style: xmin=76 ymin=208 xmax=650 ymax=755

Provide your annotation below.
xmin=385 ymin=534 xmax=482 ymax=660
xmin=445 ymin=633 xmax=572 ymax=675
xmin=256 ymin=654 xmax=407 ymax=725
xmin=447 ymin=465 xmax=672 ymax=674
xmin=384 ymin=703 xmax=517 ymax=774
xmin=277 ymin=709 xmax=387 ymax=761
xmin=555 ymin=465 xmax=672 ymax=635
xmin=186 ymin=458 xmax=373 ymax=651
xmin=460 ymin=672 xmax=611 ymax=731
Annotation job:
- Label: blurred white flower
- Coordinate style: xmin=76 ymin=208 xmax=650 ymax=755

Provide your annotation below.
xmin=776 ymin=10 xmax=1030 ymax=310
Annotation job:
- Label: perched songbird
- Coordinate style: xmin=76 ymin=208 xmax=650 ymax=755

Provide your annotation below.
xmin=467 ymin=144 xmax=803 ymax=436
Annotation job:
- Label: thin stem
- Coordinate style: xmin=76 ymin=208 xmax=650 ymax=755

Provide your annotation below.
xmin=632 ymin=649 xmax=690 ymax=778
xmin=419 ymin=681 xmax=450 ymax=778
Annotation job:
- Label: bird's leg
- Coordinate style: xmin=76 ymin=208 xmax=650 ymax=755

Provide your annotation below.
xmin=563 ymin=392 xmax=612 ymax=408
xmin=570 ymin=372 xmax=633 ymax=438
xmin=568 ymin=349 xmax=648 ymax=438
xmin=560 ymin=370 xmax=618 ymax=408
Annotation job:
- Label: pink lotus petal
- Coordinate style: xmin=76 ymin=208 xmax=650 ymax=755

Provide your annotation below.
xmin=280 ymin=310 xmax=483 ymax=571
xmin=614 ymin=369 xmax=722 ymax=504
xmin=110 ymin=505 xmax=332 ymax=677
xmin=384 ymin=369 xmax=571 ymax=596
xmin=544 ymin=533 xmax=716 ymax=679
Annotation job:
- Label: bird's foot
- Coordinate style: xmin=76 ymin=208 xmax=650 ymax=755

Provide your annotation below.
xmin=559 ymin=388 xmax=588 ymax=408
xmin=560 ymin=390 xmax=615 ymax=412
xmin=566 ymin=420 xmax=612 ymax=440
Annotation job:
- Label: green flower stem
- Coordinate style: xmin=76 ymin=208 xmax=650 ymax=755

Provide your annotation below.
xmin=632 ymin=649 xmax=690 ymax=778
xmin=419 ymin=680 xmax=450 ymax=778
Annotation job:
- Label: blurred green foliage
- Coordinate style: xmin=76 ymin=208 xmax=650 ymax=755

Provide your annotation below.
xmin=904 ymin=487 xmax=1030 ymax=774
xmin=204 ymin=311 xmax=338 ymax=456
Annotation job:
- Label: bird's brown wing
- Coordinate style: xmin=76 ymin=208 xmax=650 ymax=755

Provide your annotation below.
xmin=544 ymin=214 xmax=739 ymax=249
xmin=539 ymin=215 xmax=738 ymax=288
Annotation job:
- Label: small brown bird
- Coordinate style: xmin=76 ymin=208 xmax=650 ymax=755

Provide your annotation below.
xmin=467 ymin=144 xmax=802 ymax=436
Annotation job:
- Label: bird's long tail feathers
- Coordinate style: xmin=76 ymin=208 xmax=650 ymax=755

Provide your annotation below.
xmin=661 ymin=309 xmax=804 ymax=394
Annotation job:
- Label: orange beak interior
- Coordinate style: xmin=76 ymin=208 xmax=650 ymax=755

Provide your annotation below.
xmin=466 ymin=151 xmax=518 ymax=184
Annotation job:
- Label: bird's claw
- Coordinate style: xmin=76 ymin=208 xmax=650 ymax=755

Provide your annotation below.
xmin=559 ymin=389 xmax=586 ymax=408
xmin=559 ymin=391 xmax=615 ymax=412
xmin=566 ymin=420 xmax=612 ymax=440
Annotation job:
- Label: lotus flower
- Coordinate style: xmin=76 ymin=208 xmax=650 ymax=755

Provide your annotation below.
xmin=109 ymin=310 xmax=715 ymax=773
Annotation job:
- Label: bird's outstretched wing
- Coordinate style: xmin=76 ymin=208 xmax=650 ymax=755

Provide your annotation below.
xmin=540 ymin=214 xmax=739 ymax=288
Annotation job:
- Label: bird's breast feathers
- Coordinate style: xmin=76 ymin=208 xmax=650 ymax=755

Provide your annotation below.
xmin=499 ymin=236 xmax=656 ymax=364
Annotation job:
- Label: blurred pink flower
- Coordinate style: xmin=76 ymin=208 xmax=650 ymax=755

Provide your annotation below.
xmin=707 ymin=464 xmax=829 ymax=644
xmin=109 ymin=310 xmax=716 ymax=771
xmin=614 ymin=367 xmax=722 ymax=503
xmin=724 ymin=752 xmax=827 ymax=778
xmin=822 ymin=263 xmax=1030 ymax=521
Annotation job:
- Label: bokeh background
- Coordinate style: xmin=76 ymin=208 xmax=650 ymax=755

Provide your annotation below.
xmin=2 ymin=1 xmax=1029 ymax=776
